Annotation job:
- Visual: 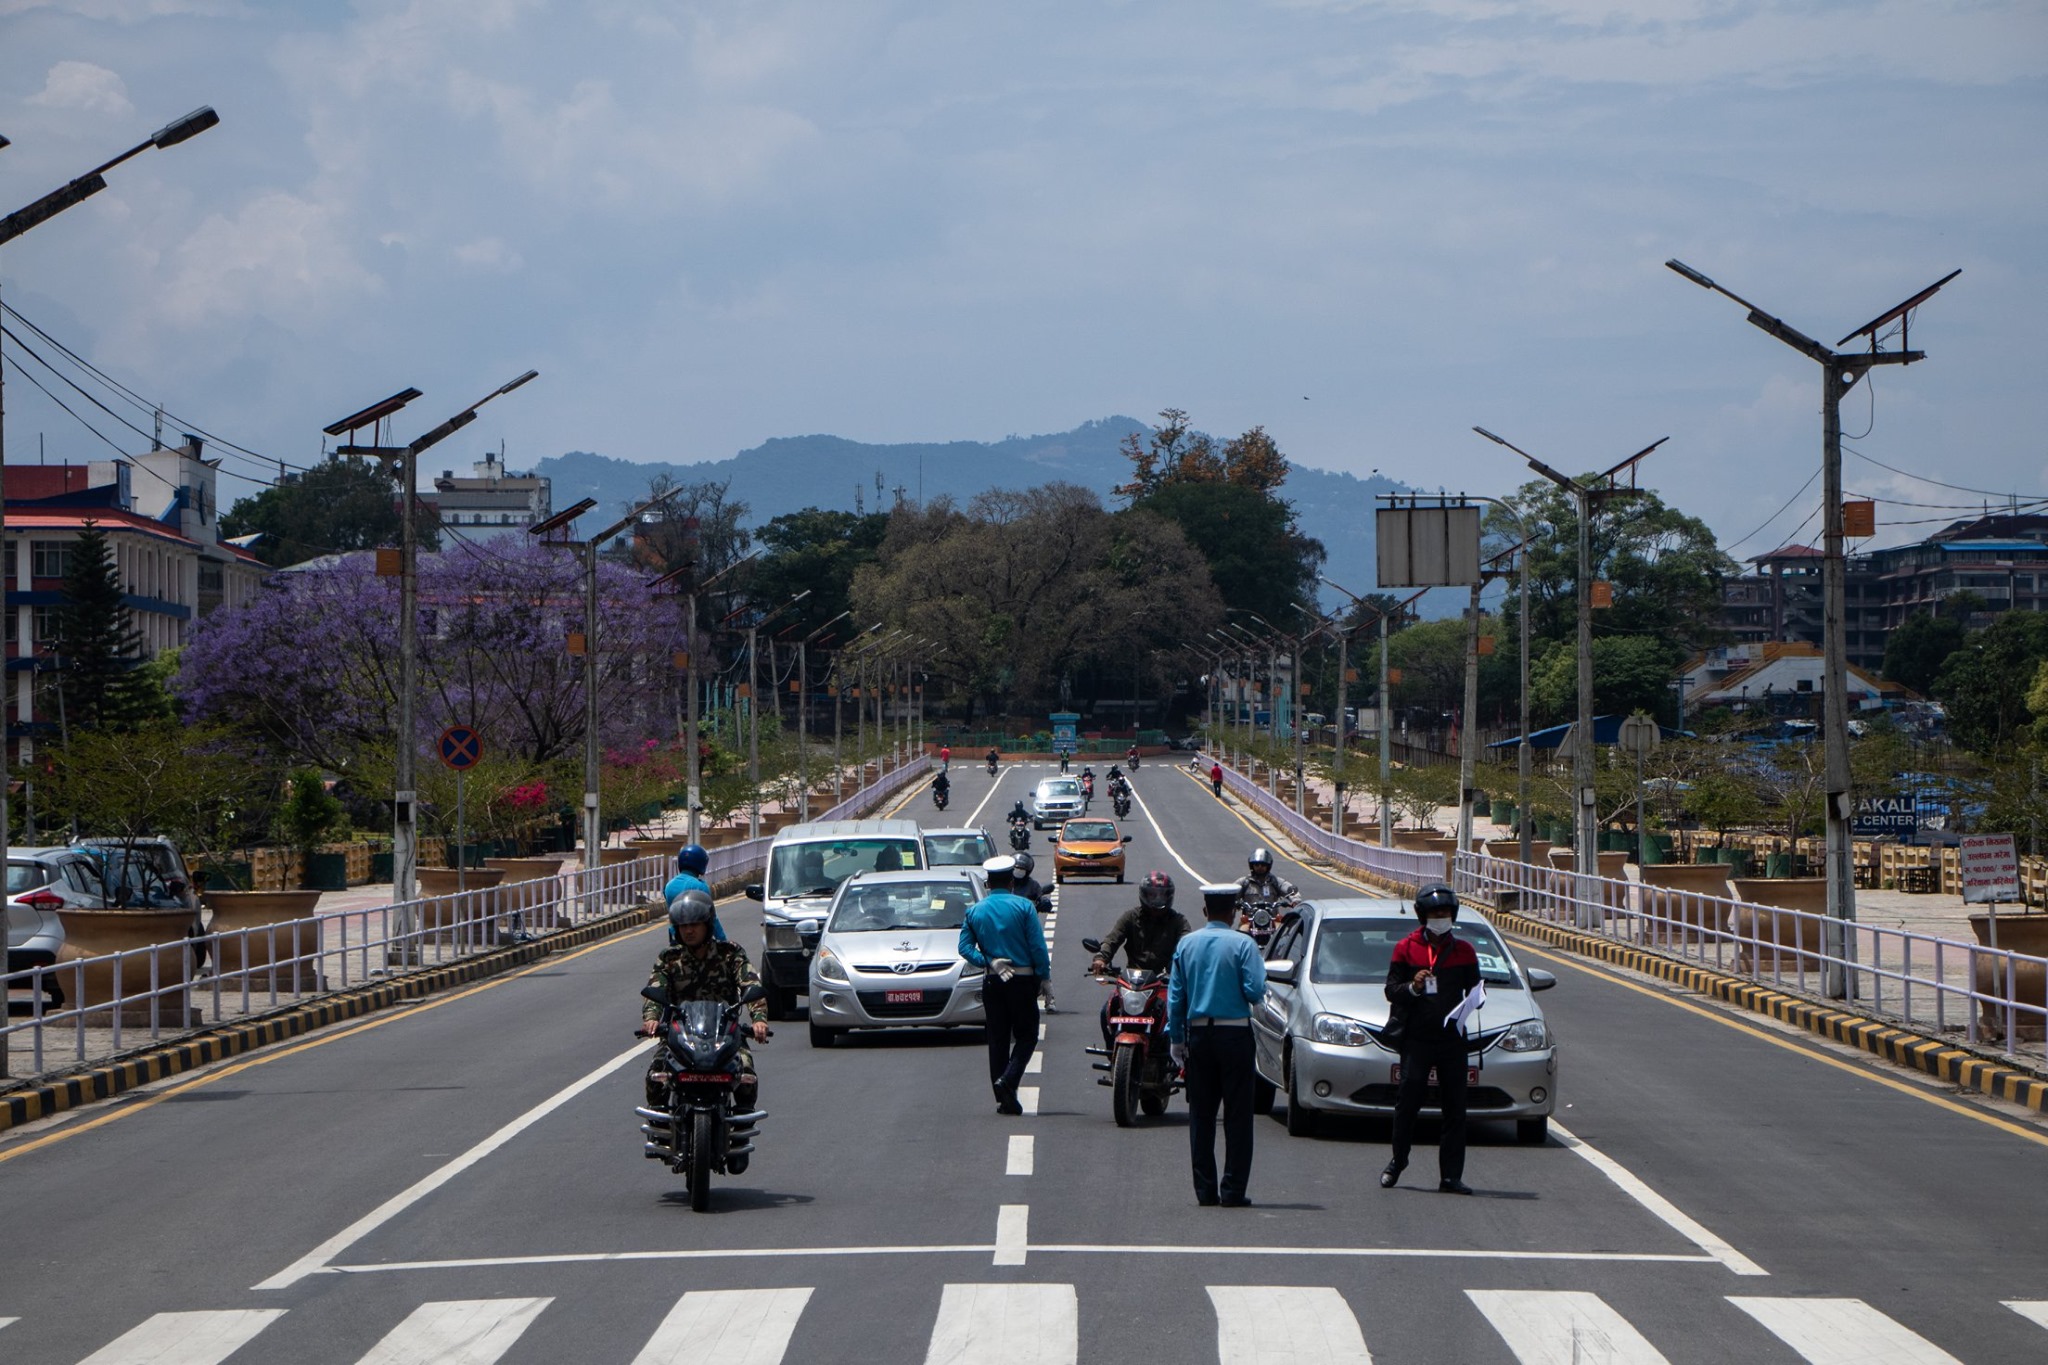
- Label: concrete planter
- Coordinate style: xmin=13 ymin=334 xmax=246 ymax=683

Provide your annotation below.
xmin=201 ymin=891 xmax=325 ymax=992
xmin=1637 ymin=862 xmax=1734 ymax=947
xmin=1485 ymin=838 xmax=1553 ymax=865
xmin=1968 ymin=913 xmax=2048 ymax=1043
xmin=53 ymin=908 xmax=202 ymax=1024
xmin=626 ymin=838 xmax=685 ymax=862
xmin=487 ymin=856 xmax=566 ymax=930
xmin=1392 ymin=829 xmax=1446 ymax=852
xmin=1728 ymin=878 xmax=1828 ymax=974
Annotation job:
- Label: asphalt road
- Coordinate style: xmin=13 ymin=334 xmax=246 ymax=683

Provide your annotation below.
xmin=2 ymin=756 xmax=2045 ymax=1364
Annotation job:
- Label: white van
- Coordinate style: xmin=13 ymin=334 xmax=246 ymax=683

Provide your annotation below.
xmin=745 ymin=818 xmax=926 ymax=1019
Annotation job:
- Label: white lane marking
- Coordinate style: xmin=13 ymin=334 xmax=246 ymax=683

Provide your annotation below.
xmin=1025 ymin=1051 xmax=1042 ymax=1074
xmin=1127 ymin=776 xmax=1212 ymax=884
xmin=1550 ymin=1120 xmax=1766 ymax=1276
xmin=1018 ymin=1086 xmax=1039 ymax=1114
xmin=964 ymin=769 xmax=1014 ymax=827
xmin=358 ymin=1298 xmax=551 ymax=1365
xmin=1729 ymin=1298 xmax=1962 ymax=1364
xmin=2007 ymin=1301 xmax=2048 ymax=1332
xmin=1210 ymin=1286 xmax=1370 ymax=1364
xmin=78 ymin=1310 xmax=286 ymax=1365
xmin=0 ymin=1317 xmax=14 ymax=1331
xmin=255 ymin=1041 xmax=650 ymax=1289
xmin=993 ymin=1205 xmax=1029 ymax=1265
xmin=1006 ymin=1135 xmax=1035 ymax=1175
xmin=633 ymin=1288 xmax=813 ymax=1365
xmin=1467 ymin=1290 xmax=1670 ymax=1365
xmin=925 ymin=1284 xmax=1075 ymax=1365
xmin=1037 ymin=1022 xmax=1047 ymax=1042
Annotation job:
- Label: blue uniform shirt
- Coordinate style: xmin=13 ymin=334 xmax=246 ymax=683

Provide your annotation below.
xmin=662 ymin=872 xmax=727 ymax=941
xmin=958 ymin=892 xmax=1052 ymax=980
xmin=1167 ymin=920 xmax=1268 ymax=1042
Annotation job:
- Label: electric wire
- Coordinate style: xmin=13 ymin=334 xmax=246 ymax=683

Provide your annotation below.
xmin=1844 ymin=442 xmax=2036 ymax=501
xmin=1722 ymin=465 xmax=1823 ymax=556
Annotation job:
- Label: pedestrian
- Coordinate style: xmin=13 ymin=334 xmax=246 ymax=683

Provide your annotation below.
xmin=958 ymin=855 xmax=1053 ymax=1115
xmin=1380 ymin=882 xmax=1482 ymax=1195
xmin=1209 ymin=761 xmax=1225 ymax=797
xmin=1167 ymin=883 xmax=1269 ymax=1207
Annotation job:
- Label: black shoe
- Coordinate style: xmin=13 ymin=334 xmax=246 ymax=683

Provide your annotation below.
xmin=994 ymin=1085 xmax=1024 ymax=1116
xmin=1439 ymin=1178 xmax=1474 ymax=1195
xmin=1379 ymin=1161 xmax=1405 ymax=1189
xmin=1220 ymin=1196 xmax=1252 ymax=1207
xmin=1195 ymin=1193 xmax=1220 ymax=1207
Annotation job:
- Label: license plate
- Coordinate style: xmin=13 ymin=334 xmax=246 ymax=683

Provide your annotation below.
xmin=1111 ymin=1016 xmax=1152 ymax=1026
xmin=670 ymin=1073 xmax=728 ymax=1083
xmin=885 ymin=990 xmax=925 ymax=1004
xmin=1390 ymin=1065 xmax=1480 ymax=1085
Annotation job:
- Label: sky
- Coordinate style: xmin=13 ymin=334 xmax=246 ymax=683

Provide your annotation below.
xmin=0 ymin=0 xmax=2043 ymax=565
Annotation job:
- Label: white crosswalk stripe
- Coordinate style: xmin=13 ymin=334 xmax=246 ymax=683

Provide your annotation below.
xmin=2007 ymin=1300 xmax=2048 ymax=1332
xmin=77 ymin=1310 xmax=286 ymax=1365
xmin=1210 ymin=1286 xmax=1371 ymax=1364
xmin=1468 ymin=1290 xmax=1671 ymax=1365
xmin=924 ymin=1283 xmax=1077 ymax=1365
xmin=356 ymin=1298 xmax=551 ymax=1364
xmin=630 ymin=1288 xmax=812 ymax=1365
xmin=1729 ymin=1297 xmax=1963 ymax=1365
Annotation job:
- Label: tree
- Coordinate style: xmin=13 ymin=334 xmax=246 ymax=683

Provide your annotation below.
xmin=1934 ymin=611 xmax=2048 ymax=755
xmin=54 ymin=521 xmax=156 ymax=733
xmin=1528 ymin=635 xmax=1686 ymax=727
xmin=219 ymin=457 xmax=435 ymax=568
xmin=1881 ymin=612 xmax=1967 ymax=696
xmin=615 ymin=474 xmax=751 ymax=581
xmin=45 ymin=722 xmax=259 ymax=869
xmin=1138 ymin=481 xmax=1323 ymax=625
xmin=279 ymin=768 xmax=344 ymax=887
xmin=747 ymin=508 xmax=890 ymax=640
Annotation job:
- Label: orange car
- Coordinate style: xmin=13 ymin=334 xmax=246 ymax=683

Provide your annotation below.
xmin=1053 ymin=817 xmax=1131 ymax=883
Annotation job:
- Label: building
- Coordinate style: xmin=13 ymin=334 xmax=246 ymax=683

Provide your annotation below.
xmin=1675 ymin=641 xmax=1884 ymax=717
xmin=431 ymin=451 xmax=552 ymax=531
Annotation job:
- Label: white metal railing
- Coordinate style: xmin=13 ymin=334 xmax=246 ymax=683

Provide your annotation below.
xmin=1206 ymin=755 xmax=1446 ymax=891
xmin=1454 ymin=849 xmax=2048 ymax=1065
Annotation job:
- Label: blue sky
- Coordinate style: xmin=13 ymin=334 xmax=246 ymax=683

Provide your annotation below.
xmin=1 ymin=0 xmax=2043 ymax=564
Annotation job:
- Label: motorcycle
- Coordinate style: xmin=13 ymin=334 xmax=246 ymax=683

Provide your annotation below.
xmin=1128 ymin=751 xmax=1141 ymax=770
xmin=932 ymin=783 xmax=950 ymax=811
xmin=1111 ymin=791 xmax=1132 ymax=819
xmin=1007 ymin=817 xmax=1031 ymax=851
xmin=1080 ymin=937 xmax=1179 ymax=1127
xmin=987 ymin=756 xmax=1000 ymax=777
xmin=1235 ymin=896 xmax=1298 ymax=952
xmin=636 ymin=983 xmax=769 ymax=1212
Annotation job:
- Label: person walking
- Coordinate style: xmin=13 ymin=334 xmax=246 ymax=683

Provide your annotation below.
xmin=1380 ymin=882 xmax=1483 ymax=1195
xmin=1167 ymin=883 xmax=1269 ymax=1206
xmin=1209 ymin=761 xmax=1225 ymax=798
xmin=958 ymin=856 xmax=1053 ymax=1115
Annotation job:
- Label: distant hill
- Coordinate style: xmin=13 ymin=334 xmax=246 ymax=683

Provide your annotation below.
xmin=533 ymin=417 xmax=1417 ymax=610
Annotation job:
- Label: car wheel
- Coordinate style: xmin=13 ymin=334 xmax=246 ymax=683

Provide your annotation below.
xmin=1284 ymin=1055 xmax=1318 ymax=1137
xmin=808 ymin=1021 xmax=838 ymax=1049
xmin=1516 ymin=1116 xmax=1550 ymax=1144
xmin=1055 ymin=873 xmax=1064 ymax=884
xmin=1115 ymin=871 xmax=1124 ymax=884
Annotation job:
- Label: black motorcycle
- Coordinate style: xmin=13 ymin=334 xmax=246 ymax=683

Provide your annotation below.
xmin=1235 ymin=897 xmax=1297 ymax=952
xmin=636 ymin=983 xmax=769 ymax=1212
xmin=1008 ymin=818 xmax=1031 ymax=851
xmin=932 ymin=784 xmax=950 ymax=811
xmin=1112 ymin=792 xmax=1132 ymax=819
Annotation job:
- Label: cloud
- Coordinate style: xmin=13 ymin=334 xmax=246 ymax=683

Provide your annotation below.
xmin=155 ymin=191 xmax=384 ymax=328
xmin=0 ymin=1 xmax=245 ymax=19
xmin=26 ymin=60 xmax=134 ymax=114
xmin=453 ymin=236 xmax=522 ymax=271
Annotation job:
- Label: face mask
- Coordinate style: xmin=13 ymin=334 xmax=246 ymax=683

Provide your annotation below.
xmin=1425 ymin=916 xmax=1455 ymax=935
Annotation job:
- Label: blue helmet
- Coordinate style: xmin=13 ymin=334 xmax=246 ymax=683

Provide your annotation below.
xmin=676 ymin=844 xmax=710 ymax=876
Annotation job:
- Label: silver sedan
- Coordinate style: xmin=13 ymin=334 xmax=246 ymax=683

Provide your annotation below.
xmin=806 ymin=868 xmax=988 ymax=1048
xmin=1249 ymin=898 xmax=1560 ymax=1142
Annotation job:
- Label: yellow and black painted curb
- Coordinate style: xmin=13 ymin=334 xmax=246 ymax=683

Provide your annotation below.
xmin=0 ymin=898 xmax=667 ymax=1136
xmin=1482 ymin=901 xmax=2048 ymax=1116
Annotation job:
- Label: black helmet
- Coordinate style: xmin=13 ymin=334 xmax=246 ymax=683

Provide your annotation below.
xmin=1414 ymin=882 xmax=1459 ymax=919
xmin=667 ymin=888 xmax=716 ymax=942
xmin=1248 ymin=847 xmax=1273 ymax=873
xmin=1139 ymin=870 xmax=1174 ymax=912
xmin=1012 ymin=851 xmax=1035 ymax=878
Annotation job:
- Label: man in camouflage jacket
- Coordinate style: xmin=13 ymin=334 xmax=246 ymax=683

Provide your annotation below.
xmin=640 ymin=919 xmax=769 ymax=1109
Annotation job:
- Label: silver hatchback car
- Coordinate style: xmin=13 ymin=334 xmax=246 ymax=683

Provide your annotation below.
xmin=806 ymin=868 xmax=988 ymax=1048
xmin=1250 ymin=898 xmax=1559 ymax=1142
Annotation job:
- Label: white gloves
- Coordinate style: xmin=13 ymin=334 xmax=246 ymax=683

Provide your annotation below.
xmin=989 ymin=957 xmax=1015 ymax=980
xmin=1037 ymin=980 xmax=1056 ymax=1010
xmin=1170 ymin=1042 xmax=1188 ymax=1067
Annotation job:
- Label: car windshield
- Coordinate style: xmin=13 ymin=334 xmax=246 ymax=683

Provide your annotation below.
xmin=768 ymin=839 xmax=923 ymax=898
xmin=1062 ymin=821 xmax=1117 ymax=842
xmin=924 ymin=834 xmax=992 ymax=866
xmin=1310 ymin=919 xmax=1522 ymax=987
xmin=6 ymin=861 xmax=53 ymax=895
xmin=1039 ymin=780 xmax=1080 ymax=798
xmin=829 ymin=880 xmax=975 ymax=931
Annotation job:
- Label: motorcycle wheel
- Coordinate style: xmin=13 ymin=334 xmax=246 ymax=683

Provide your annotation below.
xmin=688 ymin=1110 xmax=716 ymax=1211
xmin=1111 ymin=1045 xmax=1141 ymax=1128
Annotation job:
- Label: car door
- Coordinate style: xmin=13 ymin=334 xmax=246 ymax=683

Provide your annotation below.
xmin=1252 ymin=907 xmax=1311 ymax=1081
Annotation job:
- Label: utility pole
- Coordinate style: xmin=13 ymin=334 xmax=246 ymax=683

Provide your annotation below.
xmin=653 ymin=550 xmax=757 ymax=845
xmin=1458 ymin=582 xmax=1482 ymax=855
xmin=797 ymin=611 xmax=852 ymax=820
xmin=1668 ymin=258 xmax=1956 ymax=998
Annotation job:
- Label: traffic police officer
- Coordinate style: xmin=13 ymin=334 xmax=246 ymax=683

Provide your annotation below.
xmin=1381 ymin=882 xmax=1482 ymax=1195
xmin=1167 ymin=882 xmax=1268 ymax=1206
xmin=958 ymin=856 xmax=1052 ymax=1115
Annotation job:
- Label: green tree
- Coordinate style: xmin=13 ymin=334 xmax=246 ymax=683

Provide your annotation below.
xmin=1138 ymin=481 xmax=1323 ymax=624
xmin=748 ymin=508 xmax=890 ymax=640
xmin=54 ymin=521 xmax=157 ymax=733
xmin=1528 ymin=635 xmax=1684 ymax=727
xmin=219 ymin=457 xmax=435 ymax=568
xmin=1934 ymin=612 xmax=2048 ymax=755
xmin=1881 ymin=612 xmax=1967 ymax=695
xmin=279 ymin=768 xmax=344 ymax=888
xmin=45 ymin=722 xmax=260 ymax=871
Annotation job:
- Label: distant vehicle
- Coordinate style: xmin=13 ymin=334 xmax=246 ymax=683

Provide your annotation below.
xmin=72 ymin=836 xmax=196 ymax=911
xmin=1032 ymin=777 xmax=1085 ymax=829
xmin=6 ymin=848 xmax=116 ymax=1005
xmin=1053 ymin=818 xmax=1131 ymax=884
xmin=807 ymin=868 xmax=988 ymax=1048
xmin=922 ymin=827 xmax=996 ymax=868
xmin=745 ymin=819 xmax=926 ymax=1019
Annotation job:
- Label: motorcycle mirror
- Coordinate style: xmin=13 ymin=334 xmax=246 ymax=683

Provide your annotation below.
xmin=640 ymin=984 xmax=672 ymax=1006
xmin=1080 ymin=937 xmax=1103 ymax=953
xmin=739 ymin=984 xmax=767 ymax=1005
xmin=744 ymin=884 xmax=764 ymax=901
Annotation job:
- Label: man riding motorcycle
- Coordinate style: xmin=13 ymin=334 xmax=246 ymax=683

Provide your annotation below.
xmin=1090 ymin=871 xmax=1192 ymax=1047
xmin=1011 ymin=851 xmax=1052 ymax=918
xmin=640 ymin=890 xmax=770 ymax=1118
xmin=1126 ymin=744 xmax=1140 ymax=769
xmin=1235 ymin=847 xmax=1300 ymax=932
xmin=1080 ymin=767 xmax=1096 ymax=803
xmin=986 ymin=746 xmax=1001 ymax=774
xmin=931 ymin=769 xmax=952 ymax=806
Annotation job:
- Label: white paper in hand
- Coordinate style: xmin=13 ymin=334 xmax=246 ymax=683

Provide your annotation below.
xmin=1444 ymin=979 xmax=1488 ymax=1035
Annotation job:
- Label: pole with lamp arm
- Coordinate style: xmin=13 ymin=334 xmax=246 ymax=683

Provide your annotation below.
xmin=650 ymin=548 xmax=755 ymax=844
xmin=837 ymin=621 xmax=883 ymax=788
xmin=796 ymin=610 xmax=852 ymax=820
xmin=740 ymin=590 xmax=811 ymax=838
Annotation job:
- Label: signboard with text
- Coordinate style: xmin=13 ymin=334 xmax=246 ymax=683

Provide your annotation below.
xmin=1853 ymin=794 xmax=1918 ymax=839
xmin=1961 ymin=833 xmax=2021 ymax=904
xmin=1050 ymin=712 xmax=1080 ymax=756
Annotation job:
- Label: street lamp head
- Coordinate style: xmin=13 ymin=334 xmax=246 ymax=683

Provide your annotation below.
xmin=1472 ymin=426 xmax=1509 ymax=447
xmin=1664 ymin=259 xmax=1714 ymax=290
xmin=497 ymin=368 xmax=540 ymax=396
xmin=151 ymin=106 xmax=220 ymax=149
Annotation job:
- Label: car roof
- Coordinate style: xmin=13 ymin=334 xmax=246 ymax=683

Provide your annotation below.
xmin=9 ymin=847 xmax=86 ymax=861
xmin=840 ymin=868 xmax=982 ymax=888
xmin=1303 ymin=896 xmax=1427 ymax=921
xmin=921 ymin=827 xmax=992 ymax=839
xmin=770 ymin=819 xmax=922 ymax=844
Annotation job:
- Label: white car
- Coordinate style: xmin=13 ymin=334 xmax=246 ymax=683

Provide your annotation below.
xmin=1032 ymin=777 xmax=1085 ymax=829
xmin=806 ymin=868 xmax=987 ymax=1048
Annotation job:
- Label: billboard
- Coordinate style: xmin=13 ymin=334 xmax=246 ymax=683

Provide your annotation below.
xmin=1852 ymin=794 xmax=1917 ymax=839
xmin=1376 ymin=505 xmax=1483 ymax=587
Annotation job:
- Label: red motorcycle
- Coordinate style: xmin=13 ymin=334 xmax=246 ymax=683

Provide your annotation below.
xmin=1081 ymin=938 xmax=1180 ymax=1127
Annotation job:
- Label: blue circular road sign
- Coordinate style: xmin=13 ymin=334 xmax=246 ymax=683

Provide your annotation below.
xmin=438 ymin=726 xmax=483 ymax=770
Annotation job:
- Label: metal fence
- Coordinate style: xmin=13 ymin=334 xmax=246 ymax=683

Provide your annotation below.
xmin=1207 ymin=755 xmax=1446 ymax=893
xmin=1454 ymin=850 xmax=2048 ymax=1065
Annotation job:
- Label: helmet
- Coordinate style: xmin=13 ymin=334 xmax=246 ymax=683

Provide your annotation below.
xmin=1414 ymin=882 xmax=1459 ymax=919
xmin=1139 ymin=870 xmax=1174 ymax=912
xmin=676 ymin=844 xmax=709 ymax=876
xmin=1248 ymin=847 xmax=1273 ymax=873
xmin=667 ymin=888 xmax=716 ymax=940
xmin=1013 ymin=851 xmax=1035 ymax=878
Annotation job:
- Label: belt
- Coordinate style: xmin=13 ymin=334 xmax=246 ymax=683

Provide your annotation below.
xmin=1188 ymin=1016 xmax=1250 ymax=1027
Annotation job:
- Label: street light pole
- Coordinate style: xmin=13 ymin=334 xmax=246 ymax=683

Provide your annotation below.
xmin=740 ymin=589 xmax=812 ymax=838
xmin=652 ymin=550 xmax=757 ymax=845
xmin=1668 ymin=258 xmax=1956 ymax=998
xmin=797 ymin=610 xmax=852 ymax=820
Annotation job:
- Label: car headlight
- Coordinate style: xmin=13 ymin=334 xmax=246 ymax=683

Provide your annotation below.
xmin=815 ymin=949 xmax=848 ymax=983
xmin=1312 ymin=1012 xmax=1372 ymax=1047
xmin=1497 ymin=1020 xmax=1550 ymax=1052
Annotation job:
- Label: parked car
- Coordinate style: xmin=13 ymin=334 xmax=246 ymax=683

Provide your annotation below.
xmin=1250 ymin=897 xmax=1559 ymax=1142
xmin=72 ymin=836 xmax=197 ymax=911
xmin=806 ymin=867 xmax=987 ymax=1048
xmin=1031 ymin=777 xmax=1085 ymax=829
xmin=745 ymin=819 xmax=927 ymax=1020
xmin=922 ymin=827 xmax=996 ymax=868
xmin=1053 ymin=817 xmax=1131 ymax=884
xmin=6 ymin=847 xmax=116 ymax=1007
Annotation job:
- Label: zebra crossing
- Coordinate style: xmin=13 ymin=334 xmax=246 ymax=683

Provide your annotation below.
xmin=15 ymin=1287 xmax=2043 ymax=1364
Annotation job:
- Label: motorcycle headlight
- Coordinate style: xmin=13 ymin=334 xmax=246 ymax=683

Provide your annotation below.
xmin=1497 ymin=1020 xmax=1551 ymax=1052
xmin=815 ymin=949 xmax=848 ymax=983
xmin=1119 ymin=988 xmax=1148 ymax=1014
xmin=1311 ymin=1012 xmax=1371 ymax=1047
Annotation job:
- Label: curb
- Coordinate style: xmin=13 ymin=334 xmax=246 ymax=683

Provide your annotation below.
xmin=1 ymin=898 xmax=667 ymax=1135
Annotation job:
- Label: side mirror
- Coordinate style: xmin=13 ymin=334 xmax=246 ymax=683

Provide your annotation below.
xmin=744 ymin=884 xmax=764 ymax=901
xmin=1527 ymin=968 xmax=1558 ymax=992
xmin=1081 ymin=937 xmax=1103 ymax=954
xmin=796 ymin=919 xmax=822 ymax=937
xmin=1121 ymin=835 xmax=1132 ymax=844
xmin=739 ymin=984 xmax=767 ymax=1005
xmin=1264 ymin=959 xmax=1297 ymax=986
xmin=640 ymin=984 xmax=671 ymax=1007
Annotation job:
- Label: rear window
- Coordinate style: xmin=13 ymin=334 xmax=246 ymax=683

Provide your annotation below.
xmin=924 ymin=834 xmax=992 ymax=867
xmin=829 ymin=880 xmax=975 ymax=931
xmin=768 ymin=838 xmax=923 ymax=899
xmin=6 ymin=862 xmax=54 ymax=895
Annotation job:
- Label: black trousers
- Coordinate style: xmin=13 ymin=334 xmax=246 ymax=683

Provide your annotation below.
xmin=1390 ymin=1043 xmax=1470 ymax=1182
xmin=983 ymin=973 xmax=1041 ymax=1093
xmin=1184 ymin=1025 xmax=1255 ymax=1202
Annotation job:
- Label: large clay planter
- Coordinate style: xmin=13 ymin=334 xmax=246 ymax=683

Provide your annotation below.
xmin=1485 ymin=838 xmax=1553 ymax=866
xmin=1728 ymin=878 xmax=1828 ymax=975
xmin=488 ymin=856 xmax=566 ymax=930
xmin=53 ymin=908 xmax=201 ymax=1025
xmin=626 ymin=838 xmax=686 ymax=862
xmin=414 ymin=867 xmax=507 ymax=945
xmin=201 ymin=890 xmax=325 ymax=993
xmin=1637 ymin=862 xmax=1734 ymax=948
xmin=1968 ymin=913 xmax=2048 ymax=1043
xmin=1391 ymin=829 xmax=1445 ymax=852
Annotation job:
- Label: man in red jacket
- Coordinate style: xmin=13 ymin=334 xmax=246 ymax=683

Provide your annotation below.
xmin=1380 ymin=883 xmax=1482 ymax=1195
